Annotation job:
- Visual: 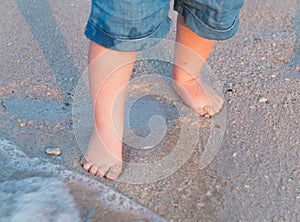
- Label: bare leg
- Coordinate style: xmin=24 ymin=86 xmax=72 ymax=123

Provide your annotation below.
xmin=172 ymin=15 xmax=224 ymax=116
xmin=81 ymin=41 xmax=136 ymax=180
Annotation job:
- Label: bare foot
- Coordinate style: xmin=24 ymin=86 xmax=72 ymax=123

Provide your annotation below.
xmin=80 ymin=128 xmax=122 ymax=180
xmin=173 ymin=76 xmax=224 ymax=117
xmin=81 ymin=41 xmax=136 ymax=181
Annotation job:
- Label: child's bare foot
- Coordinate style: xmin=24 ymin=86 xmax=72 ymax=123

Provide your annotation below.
xmin=172 ymin=15 xmax=223 ymax=116
xmin=81 ymin=42 xmax=136 ymax=180
xmin=173 ymin=75 xmax=224 ymax=117
xmin=80 ymin=128 xmax=122 ymax=180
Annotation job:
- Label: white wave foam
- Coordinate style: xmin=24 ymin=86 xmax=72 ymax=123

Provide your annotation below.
xmin=0 ymin=138 xmax=166 ymax=222
xmin=0 ymin=177 xmax=80 ymax=222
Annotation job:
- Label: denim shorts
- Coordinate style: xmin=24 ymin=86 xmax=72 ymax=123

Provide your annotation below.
xmin=85 ymin=0 xmax=244 ymax=52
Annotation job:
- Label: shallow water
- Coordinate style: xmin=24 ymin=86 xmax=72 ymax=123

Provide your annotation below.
xmin=0 ymin=177 xmax=80 ymax=222
xmin=0 ymin=138 xmax=166 ymax=222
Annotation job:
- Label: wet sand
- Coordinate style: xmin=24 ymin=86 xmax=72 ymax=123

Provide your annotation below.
xmin=0 ymin=0 xmax=299 ymax=221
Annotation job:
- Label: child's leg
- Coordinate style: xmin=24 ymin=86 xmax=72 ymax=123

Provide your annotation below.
xmin=81 ymin=41 xmax=137 ymax=180
xmin=81 ymin=0 xmax=171 ymax=180
xmin=172 ymin=15 xmax=224 ymax=116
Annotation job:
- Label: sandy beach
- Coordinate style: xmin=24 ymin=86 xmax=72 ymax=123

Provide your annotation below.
xmin=0 ymin=0 xmax=299 ymax=221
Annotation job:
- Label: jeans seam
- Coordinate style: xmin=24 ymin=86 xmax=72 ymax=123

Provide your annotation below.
xmin=88 ymin=19 xmax=165 ymax=41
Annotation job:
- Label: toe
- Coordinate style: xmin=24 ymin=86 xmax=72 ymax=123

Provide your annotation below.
xmin=80 ymin=157 xmax=92 ymax=171
xmin=210 ymin=99 xmax=224 ymax=116
xmin=96 ymin=165 xmax=110 ymax=177
xmin=79 ymin=156 xmax=88 ymax=166
xmin=89 ymin=166 xmax=99 ymax=175
xmin=197 ymin=105 xmax=211 ymax=117
xmin=83 ymin=162 xmax=93 ymax=173
xmin=79 ymin=156 xmax=122 ymax=180
xmin=80 ymin=157 xmax=98 ymax=175
xmin=105 ymin=164 xmax=122 ymax=181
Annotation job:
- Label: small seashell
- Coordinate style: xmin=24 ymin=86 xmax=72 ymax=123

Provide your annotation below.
xmin=206 ymin=191 xmax=212 ymax=196
xmin=46 ymin=148 xmax=61 ymax=156
xmin=215 ymin=185 xmax=221 ymax=190
xmin=19 ymin=123 xmax=26 ymax=128
xmin=259 ymin=97 xmax=268 ymax=103
xmin=244 ymin=185 xmax=251 ymax=189
xmin=281 ymin=186 xmax=287 ymax=191
xmin=197 ymin=202 xmax=205 ymax=207
xmin=277 ymin=57 xmax=288 ymax=63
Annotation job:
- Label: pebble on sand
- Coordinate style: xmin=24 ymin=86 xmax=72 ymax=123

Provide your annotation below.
xmin=46 ymin=148 xmax=61 ymax=156
xmin=259 ymin=97 xmax=268 ymax=103
xmin=244 ymin=185 xmax=251 ymax=189
xmin=19 ymin=123 xmax=27 ymax=128
xmin=215 ymin=185 xmax=222 ymax=190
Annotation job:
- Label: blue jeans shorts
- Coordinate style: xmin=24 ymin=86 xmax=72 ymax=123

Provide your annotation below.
xmin=84 ymin=0 xmax=244 ymax=52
